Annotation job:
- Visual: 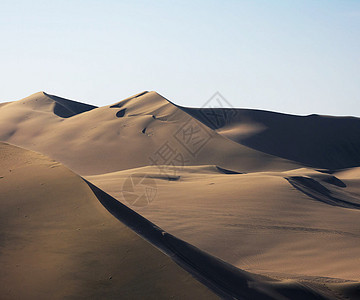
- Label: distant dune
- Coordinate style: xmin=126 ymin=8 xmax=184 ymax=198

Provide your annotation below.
xmin=0 ymin=91 xmax=297 ymax=175
xmin=1 ymin=91 xmax=360 ymax=299
xmin=181 ymin=107 xmax=360 ymax=170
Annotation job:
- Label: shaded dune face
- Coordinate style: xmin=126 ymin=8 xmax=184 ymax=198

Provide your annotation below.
xmin=45 ymin=93 xmax=97 ymax=118
xmin=180 ymin=107 xmax=360 ymax=170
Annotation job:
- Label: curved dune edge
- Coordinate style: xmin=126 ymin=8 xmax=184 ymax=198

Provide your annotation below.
xmin=285 ymin=176 xmax=360 ymax=209
xmin=88 ymin=166 xmax=360 ymax=289
xmin=0 ymin=142 xmax=217 ymax=299
xmin=84 ymin=179 xmax=360 ymax=300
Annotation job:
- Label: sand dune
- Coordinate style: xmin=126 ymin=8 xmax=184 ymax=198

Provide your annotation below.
xmin=1 ymin=142 xmax=341 ymax=299
xmin=0 ymin=91 xmax=297 ymax=175
xmin=1 ymin=91 xmax=360 ymax=299
xmin=181 ymin=107 xmax=360 ymax=170
xmin=88 ymin=165 xmax=360 ymax=284
xmin=0 ymin=142 xmax=219 ymax=299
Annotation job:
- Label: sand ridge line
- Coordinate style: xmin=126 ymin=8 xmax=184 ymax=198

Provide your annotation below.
xmin=84 ymin=178 xmax=334 ymax=300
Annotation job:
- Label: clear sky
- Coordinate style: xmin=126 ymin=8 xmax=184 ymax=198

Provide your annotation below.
xmin=1 ymin=0 xmax=359 ymax=116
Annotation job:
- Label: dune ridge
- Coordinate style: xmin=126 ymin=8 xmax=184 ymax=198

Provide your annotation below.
xmin=0 ymin=91 xmax=298 ymax=175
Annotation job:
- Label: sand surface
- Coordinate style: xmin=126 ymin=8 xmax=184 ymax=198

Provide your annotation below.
xmin=0 ymin=91 xmax=297 ymax=175
xmin=1 ymin=91 xmax=360 ymax=299
xmin=88 ymin=166 xmax=360 ymax=283
xmin=0 ymin=142 xmax=218 ymax=299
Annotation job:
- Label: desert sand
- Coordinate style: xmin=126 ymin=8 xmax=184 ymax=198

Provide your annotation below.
xmin=1 ymin=91 xmax=360 ymax=299
xmin=0 ymin=142 xmax=218 ymax=299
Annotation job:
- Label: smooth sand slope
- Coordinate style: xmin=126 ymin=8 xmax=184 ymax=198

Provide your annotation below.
xmin=88 ymin=166 xmax=360 ymax=284
xmin=0 ymin=91 xmax=297 ymax=175
xmin=0 ymin=142 xmax=217 ymax=299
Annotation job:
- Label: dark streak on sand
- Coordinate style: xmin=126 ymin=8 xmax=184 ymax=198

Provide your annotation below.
xmin=110 ymin=91 xmax=149 ymax=109
xmin=286 ymin=176 xmax=360 ymax=209
xmin=148 ymin=175 xmax=181 ymax=181
xmin=216 ymin=166 xmax=243 ymax=175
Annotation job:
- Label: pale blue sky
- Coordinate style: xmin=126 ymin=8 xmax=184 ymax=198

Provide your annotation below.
xmin=0 ymin=0 xmax=359 ymax=116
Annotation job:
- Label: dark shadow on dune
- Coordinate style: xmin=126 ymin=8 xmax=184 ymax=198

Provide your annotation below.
xmin=316 ymin=169 xmax=336 ymax=175
xmin=116 ymin=109 xmax=126 ymax=118
xmin=45 ymin=92 xmax=97 ymax=118
xmin=110 ymin=103 xmax=124 ymax=108
xmin=148 ymin=174 xmax=181 ymax=181
xmin=83 ymin=179 xmax=330 ymax=300
xmin=110 ymin=99 xmax=131 ymax=108
xmin=153 ymin=115 xmax=169 ymax=121
xmin=110 ymin=91 xmax=149 ymax=109
xmin=133 ymin=91 xmax=148 ymax=98
xmin=216 ymin=166 xmax=243 ymax=174
xmin=286 ymin=176 xmax=360 ymax=209
xmin=330 ymin=282 xmax=360 ymax=300
xmin=53 ymin=103 xmax=78 ymax=118
xmin=320 ymin=175 xmax=347 ymax=188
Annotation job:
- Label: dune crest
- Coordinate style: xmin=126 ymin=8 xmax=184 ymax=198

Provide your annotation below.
xmin=0 ymin=91 xmax=297 ymax=175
